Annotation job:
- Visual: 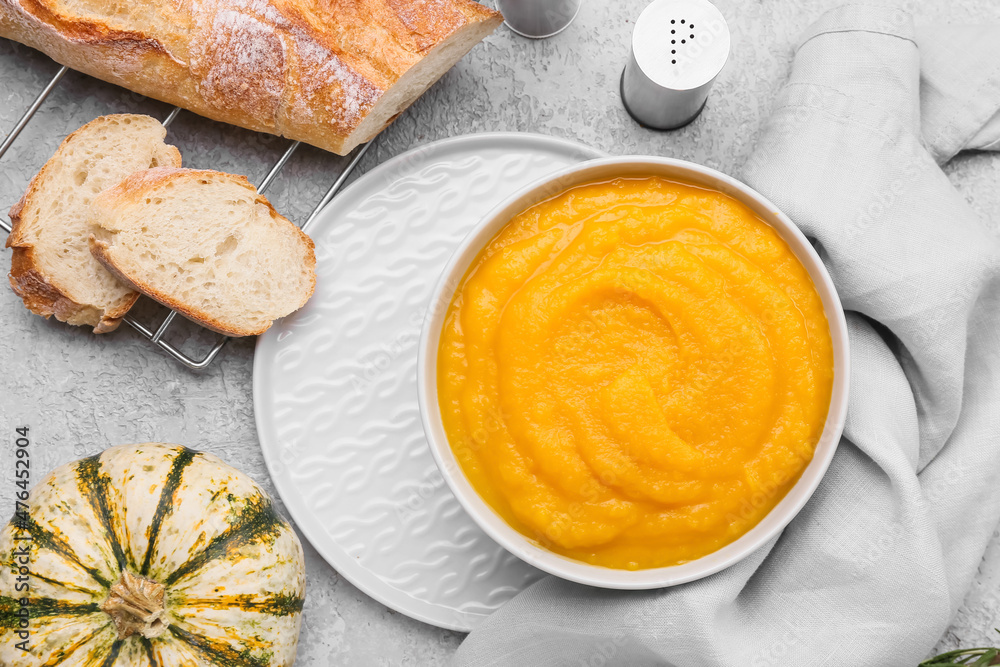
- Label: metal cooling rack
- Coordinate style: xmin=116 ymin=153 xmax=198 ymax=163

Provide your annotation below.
xmin=0 ymin=64 xmax=372 ymax=370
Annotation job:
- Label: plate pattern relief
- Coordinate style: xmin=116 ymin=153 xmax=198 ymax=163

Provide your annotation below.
xmin=254 ymin=134 xmax=606 ymax=630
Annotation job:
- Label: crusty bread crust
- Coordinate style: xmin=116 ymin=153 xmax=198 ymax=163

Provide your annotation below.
xmin=0 ymin=0 xmax=501 ymax=155
xmin=6 ymin=115 xmax=175 ymax=332
xmin=7 ymin=245 xmax=137 ymax=332
xmin=89 ymin=168 xmax=317 ymax=337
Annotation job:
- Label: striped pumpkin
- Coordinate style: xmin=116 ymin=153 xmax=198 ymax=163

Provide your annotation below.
xmin=0 ymin=443 xmax=305 ymax=666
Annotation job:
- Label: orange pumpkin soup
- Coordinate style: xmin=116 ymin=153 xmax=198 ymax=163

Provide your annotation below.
xmin=437 ymin=177 xmax=834 ymax=570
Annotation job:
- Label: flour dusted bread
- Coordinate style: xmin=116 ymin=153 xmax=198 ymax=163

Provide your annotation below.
xmin=0 ymin=0 xmax=501 ymax=155
xmin=89 ymin=168 xmax=316 ymax=337
xmin=6 ymin=114 xmax=181 ymax=332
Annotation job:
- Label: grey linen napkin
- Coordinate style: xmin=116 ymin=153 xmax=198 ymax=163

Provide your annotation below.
xmin=453 ymin=4 xmax=1000 ymax=666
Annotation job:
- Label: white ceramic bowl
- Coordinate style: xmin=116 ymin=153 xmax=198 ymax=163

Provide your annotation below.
xmin=416 ymin=156 xmax=850 ymax=589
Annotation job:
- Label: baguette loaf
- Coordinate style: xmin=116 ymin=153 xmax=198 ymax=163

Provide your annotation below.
xmin=0 ymin=0 xmax=502 ymax=155
xmin=6 ymin=114 xmax=181 ymax=332
xmin=89 ymin=167 xmax=316 ymax=337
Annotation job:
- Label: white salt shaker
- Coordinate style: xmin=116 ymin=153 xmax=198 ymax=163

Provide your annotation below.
xmin=497 ymin=0 xmax=582 ymax=39
xmin=621 ymin=0 xmax=731 ymax=129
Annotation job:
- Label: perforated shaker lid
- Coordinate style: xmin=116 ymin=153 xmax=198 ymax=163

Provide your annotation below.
xmin=632 ymin=0 xmax=731 ymax=92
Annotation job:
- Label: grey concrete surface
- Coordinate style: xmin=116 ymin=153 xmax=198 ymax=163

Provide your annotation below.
xmin=2 ymin=0 xmax=999 ymax=663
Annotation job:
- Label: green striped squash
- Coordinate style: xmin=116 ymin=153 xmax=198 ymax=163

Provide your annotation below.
xmin=0 ymin=443 xmax=305 ymax=666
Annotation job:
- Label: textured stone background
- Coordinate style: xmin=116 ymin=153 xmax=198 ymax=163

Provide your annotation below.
xmin=2 ymin=0 xmax=999 ymax=663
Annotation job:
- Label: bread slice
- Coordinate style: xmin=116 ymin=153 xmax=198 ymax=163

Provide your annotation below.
xmin=89 ymin=168 xmax=316 ymax=337
xmin=6 ymin=114 xmax=182 ymax=332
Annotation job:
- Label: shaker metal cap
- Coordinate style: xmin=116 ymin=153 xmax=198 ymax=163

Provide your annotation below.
xmin=621 ymin=0 xmax=731 ymax=130
xmin=498 ymin=0 xmax=582 ymax=39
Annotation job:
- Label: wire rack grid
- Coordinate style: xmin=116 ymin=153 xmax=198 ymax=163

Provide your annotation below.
xmin=1 ymin=63 xmax=371 ymax=370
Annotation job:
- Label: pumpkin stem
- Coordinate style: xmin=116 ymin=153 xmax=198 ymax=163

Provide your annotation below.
xmin=101 ymin=570 xmax=168 ymax=640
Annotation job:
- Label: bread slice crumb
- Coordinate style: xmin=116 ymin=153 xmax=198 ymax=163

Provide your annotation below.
xmin=89 ymin=167 xmax=316 ymax=337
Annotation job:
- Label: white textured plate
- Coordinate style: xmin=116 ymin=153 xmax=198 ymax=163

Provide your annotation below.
xmin=253 ymin=133 xmax=606 ymax=631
